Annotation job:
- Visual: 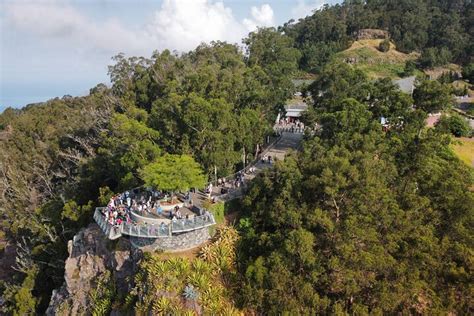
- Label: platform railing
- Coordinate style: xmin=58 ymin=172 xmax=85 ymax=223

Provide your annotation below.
xmin=93 ymin=208 xmax=122 ymax=240
xmin=171 ymin=214 xmax=216 ymax=233
xmin=93 ymin=208 xmax=216 ymax=239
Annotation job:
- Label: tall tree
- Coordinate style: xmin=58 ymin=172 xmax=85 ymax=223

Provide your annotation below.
xmin=140 ymin=154 xmax=207 ymax=193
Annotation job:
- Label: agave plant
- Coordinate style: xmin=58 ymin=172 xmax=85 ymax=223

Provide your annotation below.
xmin=150 ymin=260 xmax=169 ymax=277
xmin=182 ymin=284 xmax=200 ymax=301
xmin=181 ymin=310 xmax=197 ymax=316
xmin=152 ymin=296 xmax=173 ymax=314
xmin=166 ymin=257 xmax=191 ymax=278
xmin=187 ymin=272 xmax=211 ymax=290
xmin=220 ymin=304 xmax=241 ymax=316
xmin=198 ymin=244 xmax=212 ymax=260
xmin=201 ymin=283 xmax=224 ymax=307
xmin=192 ymin=259 xmax=212 ymax=275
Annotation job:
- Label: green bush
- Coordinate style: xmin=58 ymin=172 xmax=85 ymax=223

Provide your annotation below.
xmin=403 ymin=60 xmax=417 ymax=76
xmin=209 ymin=202 xmax=225 ymax=225
xmin=378 ymin=39 xmax=390 ymax=52
xmin=462 ymin=63 xmax=474 ymax=82
xmin=419 ymin=47 xmax=452 ymax=69
xmin=435 ymin=114 xmax=471 ymax=137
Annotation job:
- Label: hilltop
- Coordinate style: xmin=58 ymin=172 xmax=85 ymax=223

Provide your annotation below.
xmin=335 ymin=39 xmax=419 ymax=79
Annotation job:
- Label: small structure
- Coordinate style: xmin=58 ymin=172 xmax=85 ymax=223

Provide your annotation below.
xmin=393 ymin=76 xmax=416 ymax=95
xmin=284 ymin=102 xmax=308 ymax=122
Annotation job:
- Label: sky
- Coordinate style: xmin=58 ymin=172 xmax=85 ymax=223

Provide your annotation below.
xmin=0 ymin=0 xmax=340 ymax=111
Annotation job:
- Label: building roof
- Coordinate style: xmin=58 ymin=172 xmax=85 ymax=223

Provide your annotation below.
xmin=393 ymin=76 xmax=416 ymax=94
xmin=292 ymin=79 xmax=315 ymax=88
xmin=285 ymin=102 xmax=308 ymax=111
xmin=284 ymin=102 xmax=308 ymax=117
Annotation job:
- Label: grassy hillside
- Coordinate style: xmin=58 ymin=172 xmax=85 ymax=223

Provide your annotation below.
xmin=335 ymin=39 xmax=420 ymax=79
xmin=451 ymin=137 xmax=474 ymax=167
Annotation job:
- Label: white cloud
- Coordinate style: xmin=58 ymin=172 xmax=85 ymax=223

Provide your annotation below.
xmin=4 ymin=0 xmax=277 ymax=56
xmin=291 ymin=0 xmax=327 ymax=20
xmin=145 ymin=0 xmax=245 ymax=52
xmin=1 ymin=0 xmax=279 ymax=107
xmin=243 ymin=4 xmax=275 ymax=32
xmin=4 ymin=1 xmax=148 ymax=56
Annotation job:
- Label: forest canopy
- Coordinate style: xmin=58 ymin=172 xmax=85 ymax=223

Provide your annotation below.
xmin=237 ymin=62 xmax=473 ymax=314
xmin=281 ymin=0 xmax=473 ymax=72
xmin=0 ymin=1 xmax=473 ymax=314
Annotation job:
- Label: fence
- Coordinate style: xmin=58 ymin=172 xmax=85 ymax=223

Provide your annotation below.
xmin=93 ymin=208 xmax=122 ymax=240
xmin=93 ymin=208 xmax=216 ymax=239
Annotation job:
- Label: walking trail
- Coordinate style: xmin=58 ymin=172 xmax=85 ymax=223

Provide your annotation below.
xmin=194 ymin=132 xmax=303 ymax=202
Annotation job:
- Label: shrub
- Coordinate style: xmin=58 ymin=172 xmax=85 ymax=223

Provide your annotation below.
xmin=462 ymin=63 xmax=474 ymax=83
xmin=378 ymin=39 xmax=390 ymax=52
xmin=419 ymin=47 xmax=452 ymax=69
xmin=403 ymin=60 xmax=417 ymax=76
xmin=435 ymin=114 xmax=471 ymax=137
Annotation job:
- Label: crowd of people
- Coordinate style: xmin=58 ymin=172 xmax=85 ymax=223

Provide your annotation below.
xmin=275 ymin=118 xmax=305 ymax=133
xmin=98 ymin=187 xmax=216 ymax=230
xmin=215 ymin=170 xmax=247 ymax=194
xmin=99 ymin=189 xmax=194 ymax=226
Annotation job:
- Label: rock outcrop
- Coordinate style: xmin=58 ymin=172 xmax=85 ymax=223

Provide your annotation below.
xmin=46 ymin=223 xmax=142 ymax=315
xmin=356 ymin=28 xmax=389 ymax=40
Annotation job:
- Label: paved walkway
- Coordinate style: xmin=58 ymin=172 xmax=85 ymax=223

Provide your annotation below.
xmin=97 ymin=131 xmax=304 ymax=239
xmin=194 ymin=132 xmax=303 ymax=202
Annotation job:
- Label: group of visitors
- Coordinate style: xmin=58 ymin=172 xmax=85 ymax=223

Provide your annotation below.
xmin=101 ymin=189 xmax=199 ymax=222
xmin=100 ymin=199 xmax=132 ymax=227
xmin=216 ymin=170 xmax=246 ymax=192
xmin=276 ymin=118 xmax=305 ymax=133
xmin=109 ymin=189 xmax=167 ymax=216
xmin=261 ymin=155 xmax=273 ymax=164
xmin=96 ymin=186 xmax=216 ymax=239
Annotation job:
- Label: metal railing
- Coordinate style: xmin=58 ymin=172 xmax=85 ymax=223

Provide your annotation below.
xmin=93 ymin=208 xmax=216 ymax=239
xmin=171 ymin=214 xmax=216 ymax=233
xmin=93 ymin=208 xmax=122 ymax=240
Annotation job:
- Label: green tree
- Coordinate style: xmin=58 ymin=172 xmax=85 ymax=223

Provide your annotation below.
xmin=244 ymin=27 xmax=301 ymax=107
xmin=413 ymin=79 xmax=453 ymax=113
xmin=237 ymin=58 xmax=473 ymax=314
xmin=462 ymin=63 xmax=474 ymax=82
xmin=378 ymin=39 xmax=390 ymax=52
xmin=140 ymin=154 xmax=207 ymax=194
xmin=403 ymin=60 xmax=417 ymax=76
xmin=99 ymin=111 xmax=161 ymax=189
xmin=419 ymin=47 xmax=453 ymax=69
xmin=435 ymin=114 xmax=471 ymax=137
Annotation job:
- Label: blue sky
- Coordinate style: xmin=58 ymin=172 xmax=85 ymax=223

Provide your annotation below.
xmin=0 ymin=0 xmax=340 ymax=111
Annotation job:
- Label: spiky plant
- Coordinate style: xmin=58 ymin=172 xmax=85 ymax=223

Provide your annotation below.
xmin=150 ymin=260 xmax=168 ymax=277
xmin=187 ymin=272 xmax=211 ymax=290
xmin=191 ymin=259 xmax=212 ymax=275
xmin=152 ymin=296 xmax=173 ymax=314
xmin=182 ymin=284 xmax=199 ymax=301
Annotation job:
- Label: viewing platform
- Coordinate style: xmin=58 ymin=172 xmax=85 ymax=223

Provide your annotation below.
xmin=94 ymin=207 xmax=216 ymax=240
xmin=92 ymin=131 xmax=302 ymax=251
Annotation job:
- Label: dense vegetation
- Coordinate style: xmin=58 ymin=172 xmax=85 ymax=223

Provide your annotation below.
xmin=0 ymin=31 xmax=299 ymax=314
xmin=80 ymin=226 xmax=241 ymax=315
xmin=0 ymin=1 xmax=472 ymax=314
xmin=237 ymin=63 xmax=473 ymax=314
xmin=282 ymin=0 xmax=473 ymax=72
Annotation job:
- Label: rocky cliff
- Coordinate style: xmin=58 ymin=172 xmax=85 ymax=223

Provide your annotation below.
xmin=46 ymin=223 xmax=142 ymax=315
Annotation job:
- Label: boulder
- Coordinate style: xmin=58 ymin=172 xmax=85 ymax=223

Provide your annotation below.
xmin=46 ymin=223 xmax=142 ymax=315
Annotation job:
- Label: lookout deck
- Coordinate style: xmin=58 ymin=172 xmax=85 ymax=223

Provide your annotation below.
xmin=93 ymin=131 xmax=303 ymax=246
